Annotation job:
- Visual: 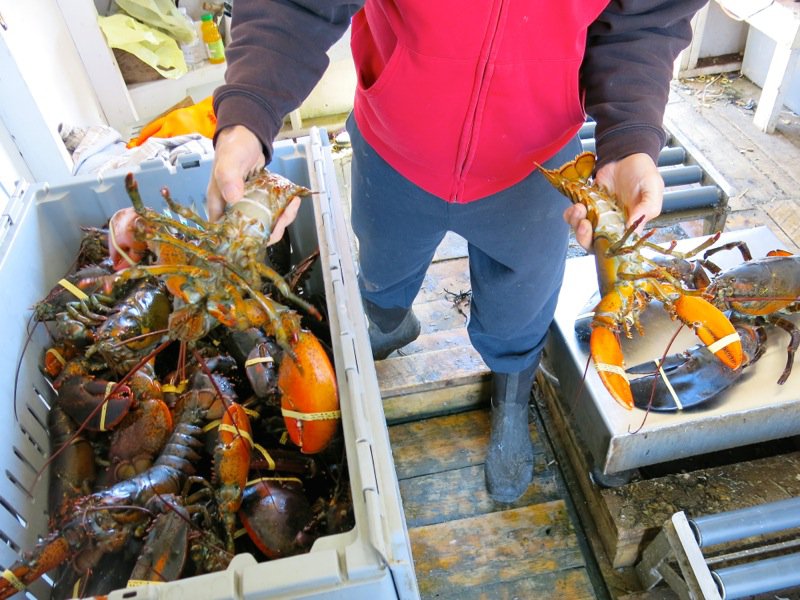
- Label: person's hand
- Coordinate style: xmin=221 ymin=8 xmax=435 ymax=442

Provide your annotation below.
xmin=207 ymin=125 xmax=266 ymax=221
xmin=207 ymin=125 xmax=301 ymax=245
xmin=108 ymin=207 xmax=147 ymax=272
xmin=562 ymin=153 xmax=663 ymax=252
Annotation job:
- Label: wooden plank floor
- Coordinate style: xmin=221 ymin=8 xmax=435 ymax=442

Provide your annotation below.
xmin=375 ymin=234 xmax=599 ymax=599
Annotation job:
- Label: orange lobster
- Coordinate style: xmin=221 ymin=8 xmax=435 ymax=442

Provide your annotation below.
xmin=112 ymin=171 xmax=320 ymax=354
xmin=538 ymin=152 xmax=743 ymax=409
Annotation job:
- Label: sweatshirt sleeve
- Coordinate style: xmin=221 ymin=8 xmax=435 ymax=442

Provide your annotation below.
xmin=581 ymin=0 xmax=707 ymax=168
xmin=213 ymin=0 xmax=362 ymax=163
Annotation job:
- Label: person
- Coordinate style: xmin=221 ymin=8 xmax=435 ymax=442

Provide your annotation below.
xmin=206 ymin=0 xmax=707 ymax=503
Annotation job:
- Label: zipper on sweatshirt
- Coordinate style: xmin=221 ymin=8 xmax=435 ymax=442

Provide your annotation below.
xmin=452 ymin=0 xmax=506 ymax=202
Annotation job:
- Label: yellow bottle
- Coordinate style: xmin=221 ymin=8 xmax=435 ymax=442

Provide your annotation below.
xmin=201 ymin=13 xmax=226 ymax=65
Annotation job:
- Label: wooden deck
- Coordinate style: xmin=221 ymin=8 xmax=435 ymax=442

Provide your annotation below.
xmin=375 ymin=235 xmax=598 ymax=599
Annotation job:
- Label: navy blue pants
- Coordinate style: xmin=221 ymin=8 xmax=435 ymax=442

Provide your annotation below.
xmin=348 ymin=116 xmax=582 ymax=374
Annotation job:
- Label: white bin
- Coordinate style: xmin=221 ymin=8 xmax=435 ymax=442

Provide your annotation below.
xmin=0 ymin=129 xmax=418 ymax=599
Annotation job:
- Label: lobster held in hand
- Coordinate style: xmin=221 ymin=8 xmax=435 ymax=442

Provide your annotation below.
xmin=538 ymin=152 xmax=743 ymax=409
xmin=112 ymin=171 xmax=320 ymax=355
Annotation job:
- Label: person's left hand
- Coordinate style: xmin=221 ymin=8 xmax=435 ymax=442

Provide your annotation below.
xmin=563 ymin=152 xmax=664 ymax=252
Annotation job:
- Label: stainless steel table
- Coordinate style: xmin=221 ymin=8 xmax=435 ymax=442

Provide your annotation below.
xmin=546 ymin=226 xmax=800 ymax=477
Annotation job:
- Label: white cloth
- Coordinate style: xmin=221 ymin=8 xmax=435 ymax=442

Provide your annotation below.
xmin=59 ymin=123 xmax=214 ymax=177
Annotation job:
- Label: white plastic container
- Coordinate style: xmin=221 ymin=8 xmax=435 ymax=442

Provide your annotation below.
xmin=0 ymin=129 xmax=419 ymax=599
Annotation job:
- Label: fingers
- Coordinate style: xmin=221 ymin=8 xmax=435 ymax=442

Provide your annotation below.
xmin=625 ymin=172 xmax=663 ymax=234
xmin=207 ymin=125 xmax=265 ymax=222
xmin=108 ymin=208 xmax=147 ymax=271
xmin=596 ymin=153 xmax=663 ymax=234
xmin=563 ymin=203 xmax=594 ymax=252
xmin=267 ymin=196 xmax=302 ymax=246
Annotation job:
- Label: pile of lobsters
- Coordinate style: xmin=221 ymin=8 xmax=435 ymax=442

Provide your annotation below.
xmin=1 ymin=171 xmax=352 ymax=599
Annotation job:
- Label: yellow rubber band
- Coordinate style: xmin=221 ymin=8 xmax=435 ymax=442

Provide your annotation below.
xmin=655 ymin=359 xmax=683 ymax=410
xmin=253 ymin=443 xmax=276 ymax=470
xmin=246 ymin=476 xmax=302 ymax=487
xmin=2 ymin=569 xmax=25 ymax=591
xmin=243 ymin=407 xmax=260 ymax=418
xmin=245 ymin=356 xmax=274 ymax=367
xmin=46 ymin=348 xmax=67 ymax=367
xmin=203 ymin=419 xmax=221 ymax=433
xmin=594 ymin=362 xmax=629 ymax=380
xmin=218 ymin=423 xmax=254 ymax=447
xmin=162 ymin=380 xmax=188 ymax=394
xmin=101 ymin=382 xmax=117 ymax=431
xmin=72 ymin=577 xmax=82 ymax=598
xmin=127 ymin=580 xmax=164 ymax=587
xmin=234 ymin=527 xmax=248 ymax=539
xmin=109 ymin=211 xmax=139 ymax=269
xmin=58 ymin=278 xmax=89 ymax=301
xmin=706 ymin=332 xmax=741 ymax=355
xmin=281 ymin=408 xmax=341 ymax=422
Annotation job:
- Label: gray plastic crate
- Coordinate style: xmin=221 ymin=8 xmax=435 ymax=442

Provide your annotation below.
xmin=0 ymin=129 xmax=418 ymax=599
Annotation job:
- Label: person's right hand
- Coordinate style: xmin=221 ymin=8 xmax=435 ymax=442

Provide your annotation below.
xmin=207 ymin=125 xmax=266 ymax=222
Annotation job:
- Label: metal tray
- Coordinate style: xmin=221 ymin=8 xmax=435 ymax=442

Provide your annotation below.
xmin=546 ymin=226 xmax=800 ymax=477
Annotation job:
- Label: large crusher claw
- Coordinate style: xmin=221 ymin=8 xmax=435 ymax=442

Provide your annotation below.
xmin=672 ymin=295 xmax=743 ymax=370
xmin=589 ymin=295 xmax=743 ymax=411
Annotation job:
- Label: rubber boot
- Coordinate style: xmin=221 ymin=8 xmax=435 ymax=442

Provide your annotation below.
xmin=363 ymin=299 xmax=421 ymax=360
xmin=485 ymin=361 xmax=538 ymax=503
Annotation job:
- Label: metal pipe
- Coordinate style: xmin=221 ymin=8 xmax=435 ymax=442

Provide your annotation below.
xmin=657 ymin=147 xmax=686 ymax=166
xmin=712 ymin=552 xmax=800 ymax=599
xmin=689 ymin=497 xmax=800 ymax=548
xmin=576 ymin=141 xmax=686 ymax=168
xmin=660 ymin=165 xmax=703 ymax=187
xmin=662 ymin=186 xmax=720 ymax=213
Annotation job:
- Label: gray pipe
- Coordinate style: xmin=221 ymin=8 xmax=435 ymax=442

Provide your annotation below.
xmin=712 ymin=552 xmax=800 ymax=599
xmin=689 ymin=497 xmax=800 ymax=548
xmin=660 ymin=165 xmax=703 ymax=187
xmin=662 ymin=186 xmax=721 ymax=213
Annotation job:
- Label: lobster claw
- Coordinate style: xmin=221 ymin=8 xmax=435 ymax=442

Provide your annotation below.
xmin=589 ymin=326 xmax=634 ymax=409
xmin=672 ymin=295 xmax=743 ymax=370
xmin=589 ymin=295 xmax=744 ymax=410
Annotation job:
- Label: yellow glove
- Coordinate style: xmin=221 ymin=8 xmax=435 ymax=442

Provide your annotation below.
xmin=128 ymin=96 xmax=216 ymax=147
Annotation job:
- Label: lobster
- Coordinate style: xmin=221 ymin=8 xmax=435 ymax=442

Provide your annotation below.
xmin=109 ymin=171 xmax=320 ymax=354
xmin=0 ymin=404 xmax=206 ymax=600
xmin=703 ymin=245 xmax=800 ymax=384
xmin=538 ymin=152 xmax=744 ymax=409
xmin=625 ymin=243 xmax=800 ymax=410
xmin=109 ymin=171 xmax=340 ymax=454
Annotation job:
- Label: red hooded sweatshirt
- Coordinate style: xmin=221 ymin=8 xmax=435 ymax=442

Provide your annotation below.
xmin=215 ymin=0 xmax=706 ymax=202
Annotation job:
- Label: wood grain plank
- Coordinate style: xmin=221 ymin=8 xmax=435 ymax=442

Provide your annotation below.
xmin=410 ymin=502 xmax=585 ymax=597
xmin=416 ymin=257 xmax=472 ymax=305
xmin=396 ymin=326 xmax=472 ymax=357
xmin=414 ymin=298 xmax=470 ymax=335
xmin=389 ymin=409 xmax=541 ymax=479
xmin=427 ymin=568 xmax=596 ymax=600
xmin=400 ymin=458 xmax=561 ymax=528
xmin=383 ymin=380 xmax=490 ymax=425
xmin=376 ymin=345 xmax=489 ymax=398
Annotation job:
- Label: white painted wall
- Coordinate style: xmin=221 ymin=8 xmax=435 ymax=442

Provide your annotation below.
xmin=743 ymin=27 xmax=800 ymax=115
xmin=698 ymin=1 xmax=748 ymax=59
xmin=1 ymin=2 xmax=104 ymax=130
